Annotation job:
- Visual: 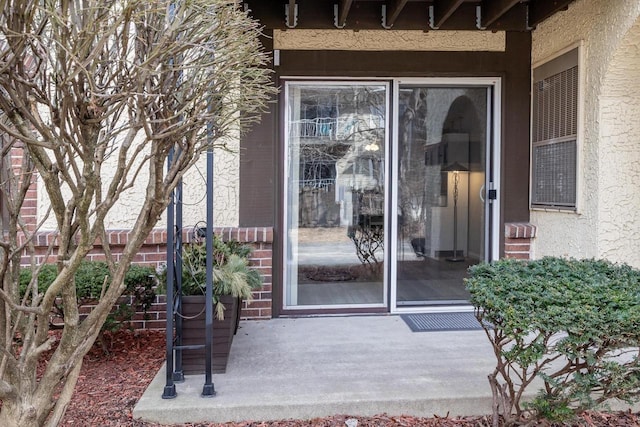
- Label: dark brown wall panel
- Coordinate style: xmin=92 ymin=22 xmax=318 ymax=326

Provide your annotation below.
xmin=239 ymin=32 xmax=277 ymax=227
xmin=501 ymin=31 xmax=532 ymax=224
xmin=277 ymin=50 xmax=505 ymax=77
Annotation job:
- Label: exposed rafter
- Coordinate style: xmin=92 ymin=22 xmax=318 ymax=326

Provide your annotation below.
xmin=383 ymin=0 xmax=409 ymax=29
xmin=431 ymin=0 xmax=466 ymax=29
xmin=335 ymin=0 xmax=354 ymax=28
xmin=245 ymin=0 xmax=576 ymax=32
xmin=528 ymin=0 xmax=573 ymax=27
xmin=481 ymin=0 xmax=521 ymax=28
xmin=285 ymin=0 xmax=297 ymax=28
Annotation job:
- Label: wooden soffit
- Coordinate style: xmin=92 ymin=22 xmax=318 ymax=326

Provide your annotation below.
xmin=244 ymin=0 xmax=576 ymax=32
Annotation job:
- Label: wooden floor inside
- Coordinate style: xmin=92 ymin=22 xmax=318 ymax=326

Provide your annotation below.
xmin=296 ymin=256 xmax=474 ymax=307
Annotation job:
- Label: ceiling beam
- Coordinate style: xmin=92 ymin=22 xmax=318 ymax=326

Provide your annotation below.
xmin=336 ymin=0 xmax=354 ymax=28
xmin=481 ymin=0 xmax=521 ymax=28
xmin=384 ymin=0 xmax=410 ymax=28
xmin=528 ymin=0 xmax=574 ymax=27
xmin=244 ymin=0 xmax=531 ymax=31
xmin=286 ymin=0 xmax=296 ymax=28
xmin=432 ymin=0 xmax=465 ymax=29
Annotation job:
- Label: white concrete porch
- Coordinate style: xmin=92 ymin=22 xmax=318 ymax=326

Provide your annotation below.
xmin=134 ymin=315 xmax=501 ymax=424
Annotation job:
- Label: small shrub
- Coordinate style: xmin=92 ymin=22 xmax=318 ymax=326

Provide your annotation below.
xmin=466 ymin=257 xmax=640 ymax=426
xmin=20 ymin=261 xmax=156 ymax=334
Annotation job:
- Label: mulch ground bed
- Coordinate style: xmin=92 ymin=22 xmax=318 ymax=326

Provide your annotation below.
xmin=60 ymin=329 xmax=639 ymax=426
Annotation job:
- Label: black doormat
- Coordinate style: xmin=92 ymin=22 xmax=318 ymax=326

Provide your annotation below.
xmin=400 ymin=312 xmax=484 ymax=332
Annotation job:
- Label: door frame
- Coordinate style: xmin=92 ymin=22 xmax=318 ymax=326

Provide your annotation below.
xmin=389 ymin=77 xmax=502 ymax=314
xmin=279 ymin=77 xmax=502 ymax=314
xmin=281 ymin=79 xmax=391 ymax=311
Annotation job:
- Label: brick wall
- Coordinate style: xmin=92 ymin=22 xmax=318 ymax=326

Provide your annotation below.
xmin=59 ymin=295 xmax=169 ymax=331
xmin=214 ymin=227 xmax=273 ymax=320
xmin=504 ymin=222 xmax=537 ymax=259
xmin=23 ymin=226 xmax=274 ymax=329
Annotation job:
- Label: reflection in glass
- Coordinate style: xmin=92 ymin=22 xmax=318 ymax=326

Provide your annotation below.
xmin=396 ymin=86 xmax=487 ymax=306
xmin=285 ymin=83 xmax=387 ymax=307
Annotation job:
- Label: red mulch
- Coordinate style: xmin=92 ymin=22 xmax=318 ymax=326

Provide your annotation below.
xmin=59 ymin=330 xmax=640 ymax=426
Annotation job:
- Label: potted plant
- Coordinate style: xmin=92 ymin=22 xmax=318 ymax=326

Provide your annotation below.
xmin=177 ymin=234 xmax=262 ymax=374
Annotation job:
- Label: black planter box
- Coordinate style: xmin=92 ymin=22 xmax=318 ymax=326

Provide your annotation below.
xmin=180 ymin=294 xmax=239 ymax=374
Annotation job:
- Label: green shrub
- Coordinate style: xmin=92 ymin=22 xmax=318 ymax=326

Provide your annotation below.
xmin=466 ymin=257 xmax=640 ymax=426
xmin=20 ymin=261 xmax=156 ymax=333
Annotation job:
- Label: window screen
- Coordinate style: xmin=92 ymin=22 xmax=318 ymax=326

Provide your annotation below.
xmin=531 ymin=48 xmax=579 ymax=209
xmin=532 ymin=140 xmax=576 ymax=206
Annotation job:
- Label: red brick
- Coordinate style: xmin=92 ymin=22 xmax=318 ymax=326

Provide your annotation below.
xmin=251 ymin=250 xmax=272 ymax=259
xmin=504 ymin=252 xmax=530 ymax=260
xmin=143 ymin=253 xmax=167 ymax=262
xmin=246 ymin=300 xmax=271 ymax=309
xmin=505 ymin=237 xmax=531 ymax=244
xmin=505 ymin=222 xmax=537 ymax=239
xmin=259 ymin=308 xmax=272 ymax=318
xmin=240 ymin=308 xmax=261 ymax=318
xmin=505 ymin=243 xmax=530 ymax=252
xmin=259 ymin=258 xmax=272 ymax=267
xmin=150 ymin=303 xmax=167 ymax=311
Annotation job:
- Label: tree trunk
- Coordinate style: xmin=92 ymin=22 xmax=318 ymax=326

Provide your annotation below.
xmin=0 ymin=399 xmax=40 ymax=427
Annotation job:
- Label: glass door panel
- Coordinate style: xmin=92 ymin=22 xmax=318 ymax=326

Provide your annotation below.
xmin=284 ymin=82 xmax=388 ymax=308
xmin=395 ymin=85 xmax=488 ymax=306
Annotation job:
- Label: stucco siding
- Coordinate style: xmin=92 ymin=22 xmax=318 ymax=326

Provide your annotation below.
xmin=530 ymin=0 xmax=640 ymax=265
xmin=37 ymin=134 xmax=241 ymax=233
xmin=598 ymin=98 xmax=640 ymax=265
xmin=598 ymin=18 xmax=640 ymax=267
xmin=274 ymin=29 xmax=505 ymax=51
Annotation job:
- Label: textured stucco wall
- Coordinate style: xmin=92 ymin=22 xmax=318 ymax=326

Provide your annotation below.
xmin=179 ymin=135 xmax=240 ymax=229
xmin=598 ymin=19 xmax=640 ymax=266
xmin=37 ymin=133 xmax=240 ymax=232
xmin=530 ymin=0 xmax=640 ymax=265
xmin=274 ymin=29 xmax=505 ymax=51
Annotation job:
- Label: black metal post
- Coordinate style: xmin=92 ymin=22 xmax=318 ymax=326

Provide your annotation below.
xmin=202 ymin=126 xmax=216 ymax=397
xmin=162 ymin=150 xmax=177 ymax=399
xmin=173 ymin=178 xmax=185 ymax=381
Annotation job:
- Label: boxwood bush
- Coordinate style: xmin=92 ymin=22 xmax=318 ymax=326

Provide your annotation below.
xmin=466 ymin=257 xmax=640 ymax=426
xmin=20 ymin=261 xmax=156 ymax=333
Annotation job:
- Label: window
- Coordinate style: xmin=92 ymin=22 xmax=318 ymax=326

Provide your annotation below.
xmin=531 ymin=47 xmax=579 ymax=209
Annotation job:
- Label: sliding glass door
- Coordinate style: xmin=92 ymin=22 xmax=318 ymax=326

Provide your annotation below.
xmin=283 ymin=82 xmax=388 ymax=309
xmin=393 ymin=82 xmax=494 ymax=308
xmin=282 ymin=78 xmax=498 ymax=312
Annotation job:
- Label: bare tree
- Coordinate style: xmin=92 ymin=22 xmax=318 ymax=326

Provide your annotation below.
xmin=0 ymin=1 xmax=274 ymax=425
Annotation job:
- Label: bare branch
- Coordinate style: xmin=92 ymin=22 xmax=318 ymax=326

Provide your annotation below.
xmin=0 ymin=0 xmax=275 ymax=423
